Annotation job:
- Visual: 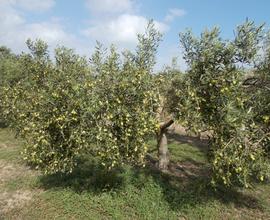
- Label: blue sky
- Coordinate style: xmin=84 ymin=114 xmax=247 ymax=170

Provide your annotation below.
xmin=0 ymin=0 xmax=269 ymax=70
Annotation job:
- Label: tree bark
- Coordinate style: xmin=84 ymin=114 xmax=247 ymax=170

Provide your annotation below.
xmin=157 ymin=129 xmax=169 ymax=171
xmin=156 ymin=119 xmax=174 ymax=171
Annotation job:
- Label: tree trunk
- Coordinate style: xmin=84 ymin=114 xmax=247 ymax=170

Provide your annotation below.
xmin=157 ymin=129 xmax=170 ymax=171
xmin=156 ymin=119 xmax=174 ymax=171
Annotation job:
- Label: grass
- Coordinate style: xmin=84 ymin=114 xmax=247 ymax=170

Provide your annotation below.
xmin=0 ymin=128 xmax=22 ymax=161
xmin=1 ymin=128 xmax=270 ymax=219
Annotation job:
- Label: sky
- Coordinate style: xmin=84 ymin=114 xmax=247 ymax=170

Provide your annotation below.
xmin=0 ymin=0 xmax=269 ymax=71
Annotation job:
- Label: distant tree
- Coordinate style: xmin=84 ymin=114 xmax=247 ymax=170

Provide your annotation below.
xmin=244 ymin=30 xmax=270 ymax=154
xmin=0 ymin=46 xmax=20 ymax=125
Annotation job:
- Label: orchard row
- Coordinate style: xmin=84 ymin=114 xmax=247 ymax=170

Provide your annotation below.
xmin=0 ymin=20 xmax=269 ymax=188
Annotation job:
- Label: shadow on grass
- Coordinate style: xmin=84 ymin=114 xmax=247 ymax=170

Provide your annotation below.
xmin=167 ymin=132 xmax=209 ymax=151
xmin=38 ymin=155 xmax=264 ymax=212
xmin=0 ymin=120 xmax=8 ymax=128
xmin=134 ymin=162 xmax=263 ymax=212
xmin=38 ymin=157 xmax=126 ymax=194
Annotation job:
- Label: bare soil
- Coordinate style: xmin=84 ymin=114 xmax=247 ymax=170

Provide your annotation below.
xmin=0 ymin=160 xmax=40 ymax=217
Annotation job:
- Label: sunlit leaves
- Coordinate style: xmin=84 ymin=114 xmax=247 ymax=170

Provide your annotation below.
xmin=1 ymin=42 xmax=92 ymax=174
xmin=0 ymin=21 xmax=162 ymax=173
xmin=175 ymin=21 xmax=269 ymax=187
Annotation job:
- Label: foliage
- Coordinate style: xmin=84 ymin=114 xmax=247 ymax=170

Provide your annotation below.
xmin=1 ymin=40 xmax=92 ymax=173
xmin=0 ymin=46 xmax=20 ymax=87
xmin=0 ymin=19 xmax=269 ymax=190
xmin=171 ymin=21 xmax=270 ymax=187
xmin=0 ymin=21 xmax=162 ymax=173
xmin=0 ymin=46 xmax=21 ymax=125
xmin=155 ymin=61 xmax=183 ymax=121
xmin=86 ymin=22 xmax=161 ymax=168
xmin=249 ymin=31 xmax=270 ymax=153
xmin=89 ymin=67 xmax=158 ymax=168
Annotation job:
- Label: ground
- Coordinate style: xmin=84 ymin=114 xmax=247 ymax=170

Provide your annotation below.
xmin=0 ymin=127 xmax=270 ymax=220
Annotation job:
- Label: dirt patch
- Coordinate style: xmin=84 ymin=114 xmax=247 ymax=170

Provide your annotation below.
xmin=146 ymin=154 xmax=210 ymax=183
xmin=0 ymin=190 xmax=33 ymax=217
xmin=169 ymin=124 xmax=211 ymax=140
xmin=169 ymin=160 xmax=210 ymax=179
xmin=147 ymin=126 xmax=210 ymax=181
xmin=0 ymin=160 xmax=41 ymax=218
xmin=169 ymin=124 xmax=187 ymax=134
xmin=0 ymin=143 xmax=8 ymax=149
xmin=0 ymin=160 xmax=36 ymax=185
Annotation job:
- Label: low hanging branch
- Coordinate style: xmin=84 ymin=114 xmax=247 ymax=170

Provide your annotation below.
xmin=243 ymin=77 xmax=270 ymax=91
xmin=159 ymin=119 xmax=174 ymax=133
xmin=242 ymin=77 xmax=260 ymax=86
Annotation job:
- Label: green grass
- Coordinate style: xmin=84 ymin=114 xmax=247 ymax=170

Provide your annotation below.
xmin=1 ymin=128 xmax=270 ymax=219
xmin=147 ymin=132 xmax=208 ymax=163
xmin=0 ymin=128 xmax=23 ymax=161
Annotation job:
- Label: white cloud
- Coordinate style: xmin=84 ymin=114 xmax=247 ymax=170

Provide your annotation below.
xmin=0 ymin=21 xmax=79 ymax=53
xmin=82 ymin=14 xmax=168 ymax=47
xmin=85 ymin=0 xmax=133 ymax=14
xmin=0 ymin=0 xmax=55 ymax=12
xmin=0 ymin=3 xmax=24 ymax=29
xmin=17 ymin=0 xmax=55 ymax=11
xmin=0 ymin=0 xmax=185 ymax=70
xmin=165 ymin=8 xmax=186 ymax=23
xmin=22 ymin=23 xmax=75 ymax=45
xmin=0 ymin=1 xmax=86 ymax=54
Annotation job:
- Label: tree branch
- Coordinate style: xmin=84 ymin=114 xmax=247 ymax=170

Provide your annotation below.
xmin=160 ymin=119 xmax=174 ymax=132
xmin=242 ymin=77 xmax=260 ymax=86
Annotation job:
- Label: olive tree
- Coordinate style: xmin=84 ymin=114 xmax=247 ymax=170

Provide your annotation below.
xmin=170 ymin=21 xmax=269 ymax=187
xmin=1 ymin=39 xmax=93 ymax=173
xmin=1 ymin=21 xmax=163 ymax=173
xmin=85 ymin=21 xmax=162 ymax=169
xmin=244 ymin=30 xmax=270 ymax=154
